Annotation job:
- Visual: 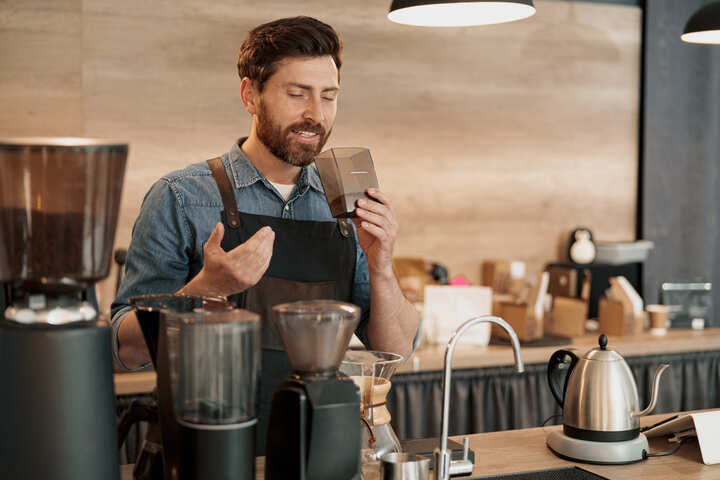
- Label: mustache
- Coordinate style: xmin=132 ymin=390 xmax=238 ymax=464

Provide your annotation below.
xmin=286 ymin=121 xmax=326 ymax=137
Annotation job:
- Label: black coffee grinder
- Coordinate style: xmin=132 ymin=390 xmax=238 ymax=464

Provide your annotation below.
xmin=0 ymin=138 xmax=128 ymax=480
xmin=265 ymin=300 xmax=363 ymax=480
xmin=130 ymin=294 xmax=260 ymax=480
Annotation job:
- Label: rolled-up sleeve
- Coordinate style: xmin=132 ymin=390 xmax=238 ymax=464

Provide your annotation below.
xmin=111 ymin=179 xmax=194 ymax=371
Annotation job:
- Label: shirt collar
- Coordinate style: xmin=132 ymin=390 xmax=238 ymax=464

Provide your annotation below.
xmin=229 ymin=138 xmax=324 ymax=193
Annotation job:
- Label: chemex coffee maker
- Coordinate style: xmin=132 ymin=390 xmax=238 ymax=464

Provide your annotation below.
xmin=129 ymin=294 xmax=260 ymax=480
xmin=265 ymin=300 xmax=363 ymax=480
xmin=340 ymin=350 xmax=404 ymax=463
xmin=546 ymin=334 xmax=669 ymax=463
xmin=0 ymin=138 xmax=128 ymax=480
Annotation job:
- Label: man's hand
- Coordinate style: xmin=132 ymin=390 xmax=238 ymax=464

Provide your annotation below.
xmin=352 ymin=188 xmax=398 ymax=278
xmin=180 ymin=222 xmax=275 ymax=297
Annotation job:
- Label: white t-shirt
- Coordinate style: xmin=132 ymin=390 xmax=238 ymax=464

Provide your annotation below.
xmin=270 ymin=181 xmax=295 ymax=202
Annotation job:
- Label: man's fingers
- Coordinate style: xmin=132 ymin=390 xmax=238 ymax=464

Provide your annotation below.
xmin=365 ymin=188 xmax=393 ymax=209
xmin=356 ymin=196 xmax=398 ymax=238
xmin=357 ymin=196 xmax=391 ymax=220
xmin=358 ymin=220 xmax=388 ymax=242
xmin=355 ymin=207 xmax=390 ymax=232
xmin=228 ymin=226 xmax=274 ymax=257
xmin=205 ymin=222 xmax=225 ymax=251
xmin=254 ymin=228 xmax=275 ymax=265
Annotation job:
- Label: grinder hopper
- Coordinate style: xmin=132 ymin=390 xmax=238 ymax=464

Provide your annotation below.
xmin=272 ymin=299 xmax=361 ymax=377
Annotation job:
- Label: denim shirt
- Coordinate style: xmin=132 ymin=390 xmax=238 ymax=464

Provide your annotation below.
xmin=111 ymin=138 xmax=371 ymax=371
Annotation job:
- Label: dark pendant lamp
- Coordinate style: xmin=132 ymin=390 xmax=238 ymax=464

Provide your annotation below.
xmin=682 ymin=1 xmax=720 ymax=44
xmin=388 ymin=0 xmax=535 ymax=27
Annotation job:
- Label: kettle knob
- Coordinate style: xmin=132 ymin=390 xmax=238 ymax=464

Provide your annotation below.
xmin=598 ymin=334 xmax=608 ymax=350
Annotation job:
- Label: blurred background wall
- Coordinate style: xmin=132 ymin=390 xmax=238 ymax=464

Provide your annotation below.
xmin=0 ymin=0 xmax=641 ymax=312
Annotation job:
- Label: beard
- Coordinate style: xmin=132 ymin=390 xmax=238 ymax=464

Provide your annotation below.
xmin=255 ymin=99 xmax=332 ymax=167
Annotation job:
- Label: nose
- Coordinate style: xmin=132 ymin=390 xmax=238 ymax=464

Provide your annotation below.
xmin=302 ymin=95 xmax=324 ymax=124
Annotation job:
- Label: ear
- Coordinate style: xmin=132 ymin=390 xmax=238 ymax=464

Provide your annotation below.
xmin=240 ymin=77 xmax=259 ymax=115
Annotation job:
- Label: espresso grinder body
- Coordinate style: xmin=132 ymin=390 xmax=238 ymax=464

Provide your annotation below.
xmin=130 ymin=295 xmax=260 ymax=480
xmin=265 ymin=300 xmax=362 ymax=480
xmin=0 ymin=138 xmax=128 ymax=480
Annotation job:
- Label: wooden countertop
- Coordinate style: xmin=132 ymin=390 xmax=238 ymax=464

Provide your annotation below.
xmin=396 ymin=327 xmax=720 ymax=374
xmin=119 ymin=411 xmax=719 ymax=479
xmin=114 ymin=328 xmax=720 ymax=395
xmin=452 ymin=413 xmax=718 ymax=480
xmin=115 ymin=370 xmax=156 ymax=396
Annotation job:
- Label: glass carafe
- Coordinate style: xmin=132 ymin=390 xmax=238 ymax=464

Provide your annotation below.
xmin=341 ymin=349 xmax=404 ymax=462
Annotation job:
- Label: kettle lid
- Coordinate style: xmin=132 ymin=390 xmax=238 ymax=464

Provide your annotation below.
xmin=584 ymin=334 xmax=623 ymax=362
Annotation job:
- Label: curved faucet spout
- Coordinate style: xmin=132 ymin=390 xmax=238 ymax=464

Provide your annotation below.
xmin=434 ymin=315 xmax=524 ymax=480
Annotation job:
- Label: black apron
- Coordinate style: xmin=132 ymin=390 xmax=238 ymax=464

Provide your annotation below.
xmin=208 ymin=158 xmax=357 ymax=456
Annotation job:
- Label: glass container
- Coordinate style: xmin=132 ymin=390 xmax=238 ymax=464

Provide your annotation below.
xmin=165 ymin=308 xmax=260 ymax=425
xmin=0 ymin=138 xmax=127 ymax=293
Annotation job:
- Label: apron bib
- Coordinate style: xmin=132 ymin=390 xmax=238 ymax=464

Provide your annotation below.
xmin=208 ymin=157 xmax=357 ymax=455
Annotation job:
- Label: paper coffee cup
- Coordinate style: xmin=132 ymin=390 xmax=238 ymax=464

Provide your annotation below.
xmin=646 ymin=304 xmax=668 ymax=335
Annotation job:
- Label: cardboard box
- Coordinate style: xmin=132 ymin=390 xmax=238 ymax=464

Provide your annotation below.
xmin=548 ymin=297 xmax=587 ymax=337
xmin=598 ymin=296 xmax=643 ymax=336
xmin=492 ymin=294 xmax=515 ymax=317
xmin=394 ymin=257 xmax=434 ymax=302
xmin=492 ymin=272 xmax=549 ymax=342
xmin=482 ymin=260 xmax=512 ymax=294
xmin=493 ymin=301 xmax=543 ymax=342
xmin=547 ymin=266 xmax=578 ymax=298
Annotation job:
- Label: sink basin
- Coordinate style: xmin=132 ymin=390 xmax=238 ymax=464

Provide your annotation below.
xmin=467 ymin=466 xmax=608 ymax=480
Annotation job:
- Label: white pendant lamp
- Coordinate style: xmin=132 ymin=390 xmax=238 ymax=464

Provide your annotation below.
xmin=681 ymin=1 xmax=720 ymax=44
xmin=388 ymin=0 xmax=536 ymax=27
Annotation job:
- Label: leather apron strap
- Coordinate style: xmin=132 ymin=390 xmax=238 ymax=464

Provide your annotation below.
xmin=207 ymin=157 xmax=241 ymax=230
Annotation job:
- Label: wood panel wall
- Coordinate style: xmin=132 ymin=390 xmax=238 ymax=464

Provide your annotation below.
xmin=0 ymin=0 xmax=641 ymax=312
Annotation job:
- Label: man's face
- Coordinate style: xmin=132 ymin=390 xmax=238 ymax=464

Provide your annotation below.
xmin=255 ymin=56 xmax=339 ymax=167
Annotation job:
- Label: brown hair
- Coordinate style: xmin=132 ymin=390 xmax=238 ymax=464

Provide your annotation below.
xmin=237 ymin=16 xmax=343 ymax=91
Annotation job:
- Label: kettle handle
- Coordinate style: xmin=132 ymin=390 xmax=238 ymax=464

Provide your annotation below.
xmin=547 ymin=349 xmax=579 ymax=408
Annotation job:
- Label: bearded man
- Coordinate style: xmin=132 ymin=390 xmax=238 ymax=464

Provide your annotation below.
xmin=111 ymin=16 xmax=419 ymax=453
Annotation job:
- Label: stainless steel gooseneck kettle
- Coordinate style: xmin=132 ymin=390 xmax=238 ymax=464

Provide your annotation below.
xmin=547 ymin=334 xmax=669 ymax=442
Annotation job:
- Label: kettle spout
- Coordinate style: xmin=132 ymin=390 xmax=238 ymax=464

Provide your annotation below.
xmin=636 ymin=364 xmax=670 ymax=417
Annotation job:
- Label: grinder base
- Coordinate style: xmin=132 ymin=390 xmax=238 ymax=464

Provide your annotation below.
xmin=178 ymin=419 xmax=256 ymax=480
xmin=0 ymin=320 xmax=120 ymax=480
xmin=265 ymin=376 xmax=362 ymax=480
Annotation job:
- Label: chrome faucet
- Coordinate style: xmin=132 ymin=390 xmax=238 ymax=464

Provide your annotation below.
xmin=433 ymin=316 xmax=525 ymax=480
